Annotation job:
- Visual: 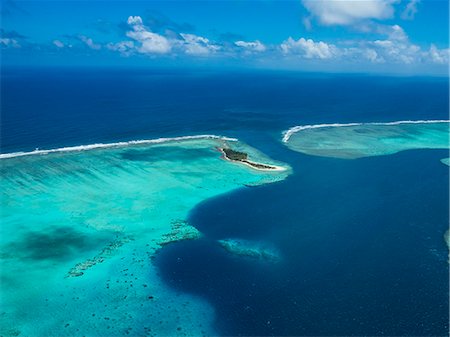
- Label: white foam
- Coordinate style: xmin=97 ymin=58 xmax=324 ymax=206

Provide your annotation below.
xmin=282 ymin=120 xmax=450 ymax=143
xmin=0 ymin=135 xmax=238 ymax=160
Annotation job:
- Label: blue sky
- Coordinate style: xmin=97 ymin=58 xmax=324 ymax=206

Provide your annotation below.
xmin=1 ymin=0 xmax=449 ymax=74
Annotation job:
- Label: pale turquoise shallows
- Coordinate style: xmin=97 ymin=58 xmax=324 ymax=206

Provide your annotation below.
xmin=0 ymin=137 xmax=290 ymax=337
xmin=282 ymin=121 xmax=450 ymax=159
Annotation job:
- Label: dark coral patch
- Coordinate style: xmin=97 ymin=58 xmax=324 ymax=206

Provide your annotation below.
xmin=8 ymin=226 xmax=110 ymax=261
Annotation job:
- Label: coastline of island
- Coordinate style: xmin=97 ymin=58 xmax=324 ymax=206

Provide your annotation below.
xmin=218 ymin=147 xmax=286 ymax=171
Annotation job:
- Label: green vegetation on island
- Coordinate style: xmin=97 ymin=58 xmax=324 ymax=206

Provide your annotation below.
xmin=221 ymin=148 xmax=281 ymax=170
xmin=222 ymin=148 xmax=248 ymax=161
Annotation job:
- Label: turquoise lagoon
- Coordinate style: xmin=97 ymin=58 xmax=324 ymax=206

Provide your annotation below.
xmin=0 ymin=136 xmax=289 ymax=337
xmin=282 ymin=121 xmax=450 ymax=159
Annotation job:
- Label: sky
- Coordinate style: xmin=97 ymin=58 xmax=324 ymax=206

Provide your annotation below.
xmin=1 ymin=0 xmax=449 ymax=75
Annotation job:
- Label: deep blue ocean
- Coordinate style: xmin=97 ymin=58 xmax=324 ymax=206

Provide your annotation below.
xmin=2 ymin=68 xmax=449 ymax=336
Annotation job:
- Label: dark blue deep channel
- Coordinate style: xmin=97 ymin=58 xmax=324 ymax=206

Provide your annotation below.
xmin=155 ymin=143 xmax=449 ymax=336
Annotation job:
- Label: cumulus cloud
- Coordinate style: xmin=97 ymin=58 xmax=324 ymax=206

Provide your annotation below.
xmin=368 ymin=25 xmax=421 ymax=64
xmin=180 ymin=33 xmax=220 ymax=55
xmin=119 ymin=16 xmax=220 ymax=56
xmin=0 ymin=29 xmax=27 ymax=48
xmin=281 ymin=37 xmax=336 ymax=59
xmin=427 ymin=44 xmax=449 ymax=64
xmin=126 ymin=15 xmax=171 ymax=54
xmin=278 ymin=23 xmax=448 ymax=67
xmin=364 ymin=24 xmax=448 ymax=65
xmin=80 ymin=35 xmax=101 ymax=50
xmin=89 ymin=14 xmax=449 ymax=71
xmin=106 ymin=41 xmax=135 ymax=56
xmin=127 ymin=16 xmax=143 ymax=25
xmin=383 ymin=24 xmax=408 ymax=41
xmin=401 ymin=0 xmax=420 ymax=20
xmin=235 ymin=40 xmax=266 ymax=52
xmin=372 ymin=40 xmax=418 ymax=64
xmin=362 ymin=48 xmax=383 ymax=63
xmin=53 ymin=40 xmax=64 ymax=48
xmin=0 ymin=37 xmax=20 ymax=48
xmin=302 ymin=0 xmax=397 ymax=26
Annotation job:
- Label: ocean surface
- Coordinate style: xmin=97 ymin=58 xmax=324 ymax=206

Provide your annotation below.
xmin=1 ymin=68 xmax=449 ymax=336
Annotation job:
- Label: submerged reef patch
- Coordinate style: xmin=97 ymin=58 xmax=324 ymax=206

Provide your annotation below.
xmin=157 ymin=220 xmax=202 ymax=248
xmin=282 ymin=120 xmax=450 ymax=159
xmin=3 ymin=226 xmax=111 ymax=262
xmin=67 ymin=235 xmax=134 ymax=277
xmin=440 ymin=158 xmax=450 ymax=166
xmin=218 ymin=238 xmax=281 ymax=263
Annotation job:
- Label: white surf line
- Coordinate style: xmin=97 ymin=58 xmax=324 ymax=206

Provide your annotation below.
xmin=0 ymin=135 xmax=238 ymax=159
xmin=282 ymin=120 xmax=450 ymax=143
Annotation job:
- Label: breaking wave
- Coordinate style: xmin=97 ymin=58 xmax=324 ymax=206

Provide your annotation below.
xmin=282 ymin=120 xmax=450 ymax=143
xmin=0 ymin=135 xmax=238 ymax=159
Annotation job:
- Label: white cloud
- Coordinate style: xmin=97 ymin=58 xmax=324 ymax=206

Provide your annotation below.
xmin=362 ymin=48 xmax=384 ymax=63
xmin=179 ymin=33 xmax=220 ymax=55
xmin=350 ymin=25 xmax=448 ymax=65
xmin=53 ymin=40 xmax=64 ymax=48
xmin=126 ymin=15 xmax=172 ymax=54
xmin=301 ymin=0 xmax=397 ymax=26
xmin=80 ymin=35 xmax=101 ymax=50
xmin=128 ymin=30 xmax=171 ymax=54
xmin=100 ymin=15 xmax=447 ymax=71
xmin=281 ymin=37 xmax=336 ymax=59
xmin=401 ymin=0 xmax=420 ymax=20
xmin=386 ymin=24 xmax=408 ymax=41
xmin=109 ymin=15 xmax=221 ymax=57
xmin=106 ymin=41 xmax=135 ymax=56
xmin=278 ymin=23 xmax=448 ymax=67
xmin=127 ymin=16 xmax=143 ymax=25
xmin=235 ymin=40 xmax=266 ymax=52
xmin=0 ymin=38 xmax=20 ymax=48
xmin=427 ymin=44 xmax=449 ymax=64
xmin=372 ymin=40 xmax=418 ymax=64
xmin=372 ymin=24 xmax=408 ymax=42
xmin=370 ymin=25 xmax=420 ymax=64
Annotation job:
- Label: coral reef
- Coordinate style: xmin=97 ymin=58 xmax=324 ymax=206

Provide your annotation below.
xmin=218 ymin=238 xmax=280 ymax=263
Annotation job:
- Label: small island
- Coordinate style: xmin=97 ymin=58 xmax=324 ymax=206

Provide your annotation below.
xmin=219 ymin=148 xmax=285 ymax=171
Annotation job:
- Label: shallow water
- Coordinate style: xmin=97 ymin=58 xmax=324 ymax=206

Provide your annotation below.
xmin=0 ymin=137 xmax=289 ymax=337
xmin=283 ymin=121 xmax=450 ymax=159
